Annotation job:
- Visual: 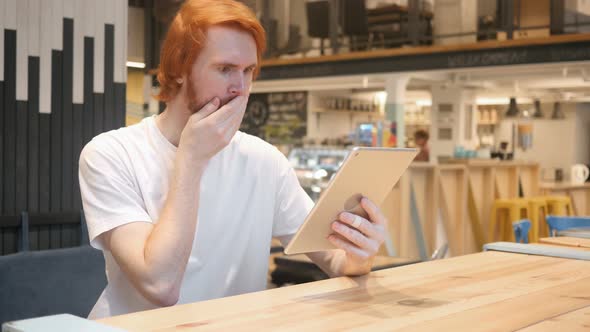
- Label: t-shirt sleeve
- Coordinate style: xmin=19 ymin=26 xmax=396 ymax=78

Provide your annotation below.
xmin=79 ymin=138 xmax=152 ymax=250
xmin=272 ymin=150 xmax=314 ymax=237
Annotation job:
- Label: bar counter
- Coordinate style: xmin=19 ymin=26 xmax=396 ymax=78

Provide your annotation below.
xmin=540 ymin=182 xmax=590 ymax=216
xmin=381 ymin=160 xmax=539 ymax=259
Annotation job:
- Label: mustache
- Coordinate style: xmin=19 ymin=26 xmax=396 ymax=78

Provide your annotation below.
xmin=188 ymin=96 xmax=240 ymax=113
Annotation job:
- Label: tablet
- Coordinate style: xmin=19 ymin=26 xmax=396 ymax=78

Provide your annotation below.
xmin=284 ymin=147 xmax=418 ymax=255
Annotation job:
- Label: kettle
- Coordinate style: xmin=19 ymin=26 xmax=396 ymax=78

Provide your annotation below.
xmin=571 ymin=164 xmax=590 ymax=184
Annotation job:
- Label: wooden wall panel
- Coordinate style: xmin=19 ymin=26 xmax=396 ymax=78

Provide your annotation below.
xmin=114 ymin=0 xmax=127 ymax=83
xmin=0 ymin=0 xmax=6 ymax=82
xmin=114 ymin=83 xmax=126 ymax=128
xmin=38 ymin=0 xmax=52 ymax=114
xmin=1 ymin=0 xmax=126 ymax=220
xmin=104 ymin=24 xmax=115 ymax=131
xmin=0 ymin=80 xmax=4 ymax=214
xmin=3 ymin=30 xmax=17 ymax=215
xmin=72 ymin=0 xmax=85 ymax=104
xmin=50 ymin=50 xmax=63 ymax=212
xmin=15 ymin=101 xmax=28 ymax=212
xmin=93 ymin=93 xmax=105 ymax=138
xmin=27 ymin=57 xmax=40 ymax=212
xmin=61 ymin=18 xmax=74 ymax=210
xmin=16 ymin=0 xmax=28 ymax=101
xmin=93 ymin=0 xmax=105 ymax=94
xmin=38 ymin=114 xmax=51 ymax=213
xmin=72 ymin=104 xmax=84 ymax=211
xmin=83 ymin=37 xmax=95 ymax=145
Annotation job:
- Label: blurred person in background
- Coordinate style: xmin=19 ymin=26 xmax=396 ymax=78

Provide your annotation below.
xmin=414 ymin=129 xmax=430 ymax=162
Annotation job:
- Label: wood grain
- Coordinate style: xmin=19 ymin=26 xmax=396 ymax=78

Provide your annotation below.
xmin=519 ymin=305 xmax=590 ymax=331
xmin=99 ymin=251 xmax=590 ymax=331
xmin=540 ymin=237 xmax=590 ymax=249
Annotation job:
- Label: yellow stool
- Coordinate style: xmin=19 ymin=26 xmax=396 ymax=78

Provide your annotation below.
xmin=489 ymin=198 xmax=529 ymax=242
xmin=525 ymin=197 xmax=549 ymax=242
xmin=544 ymin=196 xmax=574 ymax=216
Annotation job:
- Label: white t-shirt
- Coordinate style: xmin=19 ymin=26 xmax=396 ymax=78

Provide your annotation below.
xmin=79 ymin=115 xmax=314 ymax=319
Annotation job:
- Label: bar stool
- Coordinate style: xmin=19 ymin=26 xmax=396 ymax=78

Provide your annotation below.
xmin=525 ymin=197 xmax=549 ymax=242
xmin=544 ymin=196 xmax=574 ymax=216
xmin=489 ymin=198 xmax=529 ymax=242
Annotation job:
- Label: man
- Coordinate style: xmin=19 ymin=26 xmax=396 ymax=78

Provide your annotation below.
xmin=413 ymin=129 xmax=430 ymax=162
xmin=79 ymin=0 xmax=388 ymax=319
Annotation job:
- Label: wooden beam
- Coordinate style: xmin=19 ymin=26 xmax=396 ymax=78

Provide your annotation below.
xmin=262 ymin=34 xmax=590 ymax=67
xmin=468 ymin=181 xmax=486 ymax=251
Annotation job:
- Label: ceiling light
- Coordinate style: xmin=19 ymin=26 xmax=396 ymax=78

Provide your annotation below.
xmin=126 ymin=61 xmax=146 ymax=69
xmin=505 ymin=97 xmax=520 ymax=117
xmin=551 ymin=102 xmax=565 ymax=119
xmin=533 ymin=99 xmax=544 ymax=118
xmin=476 ymin=97 xmax=509 ymax=105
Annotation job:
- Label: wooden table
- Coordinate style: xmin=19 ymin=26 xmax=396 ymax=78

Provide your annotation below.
xmin=271 ymin=255 xmax=419 ymax=286
xmin=540 ymin=236 xmax=590 ymax=249
xmin=558 ymin=228 xmax=590 ymax=239
xmin=99 ymin=251 xmax=590 ymax=331
xmin=519 ymin=305 xmax=590 ymax=331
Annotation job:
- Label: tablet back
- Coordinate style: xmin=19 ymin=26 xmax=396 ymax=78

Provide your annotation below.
xmin=284 ymin=147 xmax=418 ymax=254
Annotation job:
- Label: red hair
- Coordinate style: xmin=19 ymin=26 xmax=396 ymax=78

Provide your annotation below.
xmin=155 ymin=0 xmax=266 ymax=102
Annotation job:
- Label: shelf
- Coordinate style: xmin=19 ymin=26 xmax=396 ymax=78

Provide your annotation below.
xmin=312 ymin=108 xmax=383 ymax=117
xmin=477 ymin=121 xmax=498 ymax=125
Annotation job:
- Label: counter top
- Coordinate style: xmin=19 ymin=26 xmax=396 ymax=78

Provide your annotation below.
xmin=441 ymin=159 xmax=538 ymax=167
xmin=540 ymin=182 xmax=590 ymax=190
xmin=539 ymin=236 xmax=590 ymax=249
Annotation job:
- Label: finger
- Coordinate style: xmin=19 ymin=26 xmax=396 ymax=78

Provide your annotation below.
xmin=192 ymin=97 xmax=220 ymax=121
xmin=360 ymin=197 xmax=387 ymax=226
xmin=209 ymin=95 xmax=247 ymax=123
xmin=223 ymin=110 xmax=246 ymax=143
xmin=338 ymin=212 xmax=383 ymax=242
xmin=328 ymin=234 xmax=371 ymax=260
xmin=220 ymin=95 xmax=247 ymax=128
xmin=331 ymin=221 xmax=379 ymax=254
xmin=221 ymin=99 xmax=247 ymax=142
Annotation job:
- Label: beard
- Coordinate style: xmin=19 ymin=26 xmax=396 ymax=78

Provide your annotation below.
xmin=185 ymin=77 xmax=204 ymax=114
xmin=185 ymin=77 xmax=233 ymax=114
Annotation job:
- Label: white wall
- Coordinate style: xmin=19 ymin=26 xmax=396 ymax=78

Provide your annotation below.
xmin=575 ymin=103 xmax=590 ymax=165
xmin=307 ymin=90 xmax=381 ymax=140
xmin=127 ymin=7 xmax=144 ymax=63
xmin=289 ymin=0 xmax=311 ymax=50
xmin=430 ymin=85 xmax=477 ymax=161
xmin=365 ymin=0 xmax=434 ymax=9
xmin=433 ymin=0 xmax=477 ymax=45
xmin=495 ymin=103 xmax=585 ymax=179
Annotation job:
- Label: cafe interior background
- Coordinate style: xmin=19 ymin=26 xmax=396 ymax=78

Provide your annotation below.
xmin=1 ymin=0 xmax=590 ymax=324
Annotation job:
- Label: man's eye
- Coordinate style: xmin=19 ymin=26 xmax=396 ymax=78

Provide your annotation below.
xmin=245 ymin=67 xmax=255 ymax=74
xmin=220 ymin=66 xmax=231 ymax=73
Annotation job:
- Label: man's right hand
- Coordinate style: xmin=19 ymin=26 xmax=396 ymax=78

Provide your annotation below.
xmin=176 ymin=95 xmax=248 ymax=173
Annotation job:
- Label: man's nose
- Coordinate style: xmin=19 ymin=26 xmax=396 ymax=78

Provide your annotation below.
xmin=229 ymin=74 xmax=246 ymax=96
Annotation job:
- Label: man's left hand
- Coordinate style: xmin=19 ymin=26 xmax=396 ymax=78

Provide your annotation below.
xmin=327 ymin=196 xmax=387 ymax=276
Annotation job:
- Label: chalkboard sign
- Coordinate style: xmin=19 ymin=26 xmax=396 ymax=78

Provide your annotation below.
xmin=241 ymin=91 xmax=307 ymax=144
